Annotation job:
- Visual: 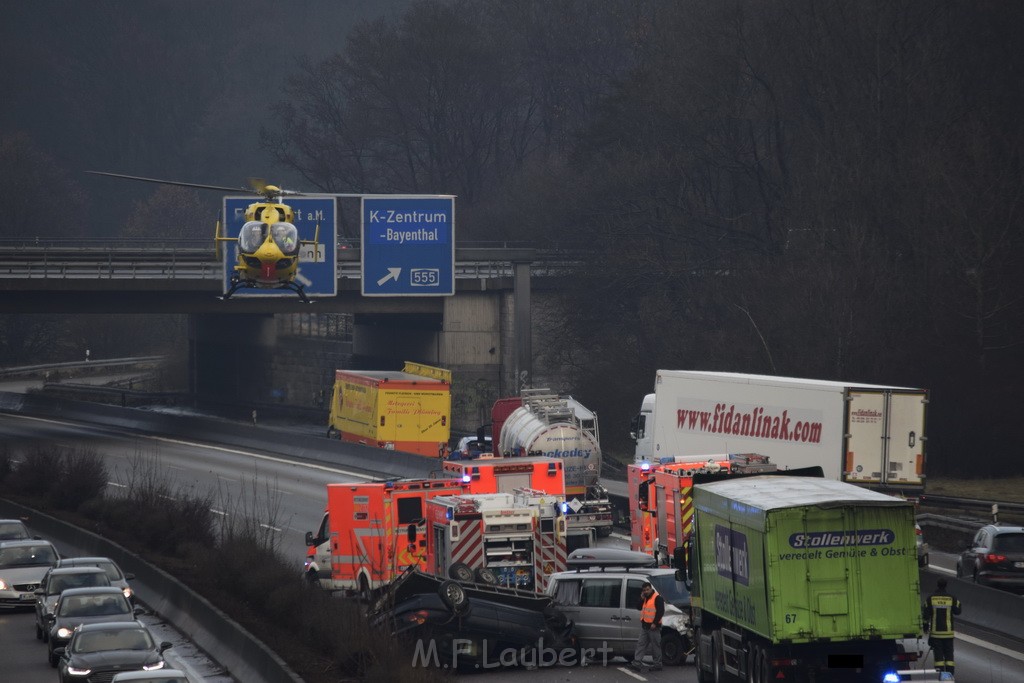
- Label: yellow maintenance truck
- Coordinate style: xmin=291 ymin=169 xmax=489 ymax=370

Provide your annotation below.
xmin=327 ymin=362 xmax=451 ymax=456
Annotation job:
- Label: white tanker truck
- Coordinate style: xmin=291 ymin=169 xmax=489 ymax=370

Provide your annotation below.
xmin=497 ymin=389 xmax=613 ymax=536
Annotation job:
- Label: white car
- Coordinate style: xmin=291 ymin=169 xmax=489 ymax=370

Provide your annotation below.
xmin=0 ymin=539 xmax=60 ymax=610
xmin=452 ymin=435 xmax=493 ymax=460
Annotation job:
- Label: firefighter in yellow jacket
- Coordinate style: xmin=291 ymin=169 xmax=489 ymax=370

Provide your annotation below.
xmin=922 ymin=577 xmax=961 ymax=675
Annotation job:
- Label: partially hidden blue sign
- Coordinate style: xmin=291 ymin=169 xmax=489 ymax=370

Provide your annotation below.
xmin=222 ymin=196 xmax=337 ymax=298
xmin=361 ymin=195 xmax=455 ymax=297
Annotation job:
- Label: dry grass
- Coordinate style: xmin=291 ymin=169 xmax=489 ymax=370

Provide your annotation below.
xmin=926 ymin=477 xmax=1024 ymax=503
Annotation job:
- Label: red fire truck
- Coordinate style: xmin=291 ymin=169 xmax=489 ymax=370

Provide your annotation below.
xmin=425 ymin=488 xmax=567 ymax=593
xmin=632 ymin=454 xmax=775 ymax=564
xmin=442 ymin=456 xmax=565 ymax=496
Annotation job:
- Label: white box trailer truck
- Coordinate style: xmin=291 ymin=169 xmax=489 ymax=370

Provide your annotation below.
xmin=631 ymin=370 xmax=927 ymax=494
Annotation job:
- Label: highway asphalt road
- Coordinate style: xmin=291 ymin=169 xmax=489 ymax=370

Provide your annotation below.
xmin=2 ymin=411 xmax=1023 ymax=682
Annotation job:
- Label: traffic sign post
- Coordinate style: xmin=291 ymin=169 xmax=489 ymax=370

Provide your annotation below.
xmin=221 ymin=196 xmax=337 ymax=298
xmin=361 ymin=195 xmax=455 ymax=297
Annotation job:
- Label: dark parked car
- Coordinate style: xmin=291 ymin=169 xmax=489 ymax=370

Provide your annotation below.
xmin=956 ymin=524 xmax=1024 ymax=592
xmin=56 ymin=556 xmax=136 ymax=602
xmin=35 ymin=566 xmax=110 ymax=641
xmin=47 ymin=586 xmax=143 ymax=666
xmin=54 ymin=620 xmax=172 ymax=683
xmin=369 ymin=569 xmax=575 ymax=670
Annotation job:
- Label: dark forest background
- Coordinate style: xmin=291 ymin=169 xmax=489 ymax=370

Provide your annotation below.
xmin=2 ymin=0 xmax=1023 ymax=477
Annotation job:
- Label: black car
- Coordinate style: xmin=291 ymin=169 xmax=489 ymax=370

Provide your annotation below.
xmin=35 ymin=566 xmax=110 ymax=642
xmin=47 ymin=586 xmax=144 ymax=666
xmin=369 ymin=569 xmax=575 ymax=670
xmin=957 ymin=524 xmax=1024 ymax=592
xmin=54 ymin=620 xmax=172 ymax=683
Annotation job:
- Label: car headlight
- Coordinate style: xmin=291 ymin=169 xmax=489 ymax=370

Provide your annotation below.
xmin=142 ymin=660 xmax=166 ymax=671
xmin=57 ymin=627 xmax=75 ymax=638
xmin=0 ymin=579 xmax=8 ymax=590
xmin=66 ymin=664 xmax=92 ymax=676
xmin=123 ymin=586 xmax=133 ymax=599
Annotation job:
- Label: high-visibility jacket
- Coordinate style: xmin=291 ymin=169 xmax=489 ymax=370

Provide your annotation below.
xmin=923 ymin=590 xmax=961 ymax=638
xmin=640 ymin=591 xmax=664 ymax=626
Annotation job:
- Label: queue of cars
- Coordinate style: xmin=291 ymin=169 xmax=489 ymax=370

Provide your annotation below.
xmin=0 ymin=518 xmax=190 ymax=681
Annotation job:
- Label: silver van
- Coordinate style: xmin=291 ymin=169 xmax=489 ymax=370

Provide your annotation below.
xmin=545 ymin=549 xmax=692 ymax=666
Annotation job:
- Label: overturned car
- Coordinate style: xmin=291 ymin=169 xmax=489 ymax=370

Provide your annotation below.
xmin=368 ymin=568 xmax=576 ymax=670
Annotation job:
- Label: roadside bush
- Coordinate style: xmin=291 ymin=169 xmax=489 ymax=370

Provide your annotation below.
xmin=50 ymin=448 xmax=107 ymax=511
xmin=6 ymin=445 xmax=62 ymax=497
xmin=0 ymin=444 xmax=11 ymax=482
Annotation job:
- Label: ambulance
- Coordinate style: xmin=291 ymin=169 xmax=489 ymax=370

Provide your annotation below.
xmin=303 ymin=479 xmax=463 ymax=595
xmin=425 ymin=488 xmax=567 ymax=593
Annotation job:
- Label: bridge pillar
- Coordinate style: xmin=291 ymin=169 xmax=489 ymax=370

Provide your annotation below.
xmin=189 ymin=314 xmax=277 ymax=403
xmin=349 ymin=291 xmax=507 ymax=432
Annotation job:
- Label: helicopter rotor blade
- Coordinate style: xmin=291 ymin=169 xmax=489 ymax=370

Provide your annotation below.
xmin=86 ymin=171 xmax=255 ymax=195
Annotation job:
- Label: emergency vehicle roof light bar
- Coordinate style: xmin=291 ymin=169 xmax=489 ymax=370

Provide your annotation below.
xmin=641 ymin=461 xmax=651 ymax=470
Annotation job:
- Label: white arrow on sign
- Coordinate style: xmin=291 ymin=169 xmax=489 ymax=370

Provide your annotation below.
xmin=376 ymin=267 xmax=401 ymax=286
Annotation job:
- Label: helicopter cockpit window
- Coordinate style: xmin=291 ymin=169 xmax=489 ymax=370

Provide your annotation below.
xmin=239 ymin=221 xmax=268 ymax=254
xmin=271 ymin=222 xmax=299 ymax=255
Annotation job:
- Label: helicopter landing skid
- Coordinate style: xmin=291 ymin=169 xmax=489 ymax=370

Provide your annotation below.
xmin=219 ymin=280 xmax=313 ymax=304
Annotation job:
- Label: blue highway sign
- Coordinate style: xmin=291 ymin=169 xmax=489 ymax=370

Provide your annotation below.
xmin=222 ymin=196 xmax=337 ymax=298
xmin=361 ymin=196 xmax=455 ymax=297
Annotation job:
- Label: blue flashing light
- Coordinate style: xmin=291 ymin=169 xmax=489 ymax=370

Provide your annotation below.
xmin=640 ymin=462 xmax=651 ymax=471
xmin=560 ymin=502 xmax=570 ymax=514
xmin=445 ymin=507 xmax=453 ymax=520
xmin=461 ymin=474 xmax=471 ymax=484
xmin=384 ymin=480 xmax=395 ymax=489
xmin=882 ymin=673 xmax=901 ymax=683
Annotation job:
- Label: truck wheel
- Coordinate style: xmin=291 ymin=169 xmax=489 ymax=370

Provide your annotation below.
xmin=695 ymin=633 xmax=714 ymax=683
xmin=475 ymin=566 xmax=498 ymax=585
xmin=712 ymin=632 xmax=724 ymax=683
xmin=326 ymin=425 xmax=337 ymax=439
xmin=438 ymin=580 xmax=469 ymax=614
xmin=661 ymin=631 xmax=684 ymax=666
xmin=756 ymin=648 xmax=770 ymax=683
xmin=305 ymin=570 xmax=321 ymax=589
xmin=448 ymin=562 xmax=476 ymax=584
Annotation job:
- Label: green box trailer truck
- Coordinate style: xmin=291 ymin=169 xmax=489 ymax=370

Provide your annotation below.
xmin=680 ymin=474 xmax=923 ymax=682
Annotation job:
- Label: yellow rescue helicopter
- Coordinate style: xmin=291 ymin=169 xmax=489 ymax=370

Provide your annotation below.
xmin=87 ymin=171 xmax=321 ymax=303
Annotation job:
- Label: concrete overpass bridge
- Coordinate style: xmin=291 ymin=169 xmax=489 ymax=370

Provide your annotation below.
xmin=0 ymin=238 xmax=580 ymax=431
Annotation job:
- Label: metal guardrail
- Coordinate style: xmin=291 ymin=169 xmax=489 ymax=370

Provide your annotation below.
xmin=0 ymin=252 xmax=580 ymax=281
xmin=0 ymin=356 xmax=165 ymax=377
xmin=919 ymin=494 xmax=1024 ymax=515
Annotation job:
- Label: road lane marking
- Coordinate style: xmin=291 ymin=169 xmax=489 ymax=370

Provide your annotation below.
xmin=617 ymin=666 xmax=647 ymax=680
xmin=5 ymin=412 xmax=376 ymax=481
xmin=958 ymin=632 xmax=1024 ymax=662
